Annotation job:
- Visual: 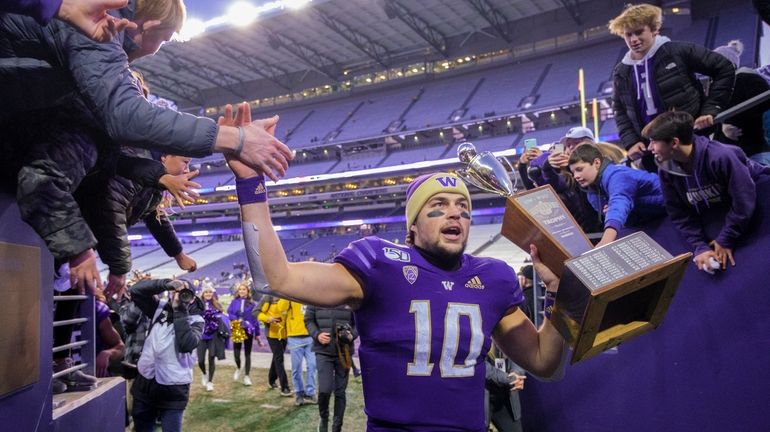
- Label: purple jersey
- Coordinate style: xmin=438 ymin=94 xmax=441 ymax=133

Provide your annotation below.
xmin=335 ymin=237 xmax=523 ymax=431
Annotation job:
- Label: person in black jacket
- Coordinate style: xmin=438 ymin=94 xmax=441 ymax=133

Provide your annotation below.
xmin=608 ymin=3 xmax=735 ymax=171
xmin=305 ymin=305 xmax=359 ymax=432
xmin=129 ymin=277 xmax=203 ymax=432
xmin=0 ymin=0 xmax=293 ymax=179
xmin=711 ymin=40 xmax=770 ymax=165
xmin=76 ymin=146 xmax=200 ymax=298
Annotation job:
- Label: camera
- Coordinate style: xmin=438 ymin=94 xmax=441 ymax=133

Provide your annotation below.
xmin=167 ymin=279 xmax=195 ymax=303
xmin=336 ymin=323 xmax=353 ymax=345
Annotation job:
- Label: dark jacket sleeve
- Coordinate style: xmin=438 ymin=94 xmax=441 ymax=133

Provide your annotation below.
xmin=52 ymin=21 xmax=218 ymax=157
xmin=349 ymin=311 xmax=359 ymax=341
xmin=85 ymin=177 xmax=134 ymax=275
xmin=713 ymin=153 xmax=758 ymax=249
xmin=116 ymin=155 xmax=166 ymax=189
xmin=660 ymin=172 xmax=711 ymax=255
xmin=612 ymin=65 xmax=643 ymax=150
xmin=304 ymin=305 xmax=321 ymax=340
xmin=0 ymin=0 xmax=60 ymax=24
xmin=173 ymin=307 xmax=203 ymax=354
xmin=679 ymin=43 xmax=735 ymax=118
xmin=144 ymin=210 xmax=183 ymax=258
xmin=128 ymin=279 xmax=169 ymax=318
xmin=517 ymin=162 xmax=536 ymax=190
xmin=485 ymin=361 xmax=510 ymax=389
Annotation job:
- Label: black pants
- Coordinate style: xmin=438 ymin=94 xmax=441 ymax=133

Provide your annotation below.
xmin=316 ymin=353 xmax=349 ymax=431
xmin=267 ymin=337 xmax=289 ymax=391
xmin=197 ymin=340 xmax=218 ymax=381
xmin=233 ymin=335 xmax=254 ymax=375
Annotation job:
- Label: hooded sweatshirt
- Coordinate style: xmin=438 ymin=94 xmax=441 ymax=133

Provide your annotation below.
xmin=584 ymin=159 xmax=666 ymax=232
xmin=621 ymin=35 xmax=671 ymax=125
xmin=658 ymin=135 xmax=770 ymax=255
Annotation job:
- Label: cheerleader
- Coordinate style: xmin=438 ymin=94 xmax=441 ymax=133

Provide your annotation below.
xmin=227 ymin=283 xmax=261 ymax=386
xmin=197 ymin=286 xmax=230 ymax=392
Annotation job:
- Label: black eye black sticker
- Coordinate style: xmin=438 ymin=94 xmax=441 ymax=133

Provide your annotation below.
xmin=427 ymin=210 xmax=445 ymax=218
xmin=460 ymin=212 xmax=471 ymax=219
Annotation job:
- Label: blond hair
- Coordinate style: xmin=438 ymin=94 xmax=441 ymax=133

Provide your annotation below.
xmin=136 ymin=0 xmax=186 ymax=32
xmin=608 ymin=4 xmax=662 ymax=36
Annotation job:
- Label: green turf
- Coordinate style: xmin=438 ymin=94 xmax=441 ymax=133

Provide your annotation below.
xmin=180 ymin=364 xmax=367 ymax=432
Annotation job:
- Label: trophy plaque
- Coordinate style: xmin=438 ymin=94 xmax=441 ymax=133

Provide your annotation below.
xmin=457 ymin=142 xmax=692 ymax=363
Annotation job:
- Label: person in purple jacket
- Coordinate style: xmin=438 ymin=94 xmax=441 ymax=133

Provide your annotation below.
xmin=227 ymin=282 xmax=260 ymax=386
xmin=643 ymin=111 xmax=770 ymax=271
xmin=224 ymin=103 xmax=565 ymax=429
xmin=1 ymin=0 xmax=135 ymax=41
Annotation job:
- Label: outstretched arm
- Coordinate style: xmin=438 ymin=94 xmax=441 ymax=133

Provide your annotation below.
xmin=493 ymin=245 xmax=564 ymax=378
xmin=224 ymin=103 xmax=364 ymax=307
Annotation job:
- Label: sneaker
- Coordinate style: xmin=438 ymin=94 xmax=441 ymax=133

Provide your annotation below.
xmin=201 ymin=374 xmax=208 ymax=387
xmin=280 ymin=389 xmax=293 ymax=397
xmin=243 ymin=376 xmax=252 ymax=386
xmin=206 ymin=381 xmax=214 ymax=392
xmin=53 ymin=358 xmax=97 ymax=391
xmin=294 ymin=393 xmax=304 ymax=406
xmin=268 ymin=383 xmax=278 ymax=390
xmin=304 ymin=394 xmax=317 ymax=404
xmin=233 ymin=368 xmax=241 ymax=382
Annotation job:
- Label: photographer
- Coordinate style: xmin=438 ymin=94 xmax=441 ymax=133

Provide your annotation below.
xmin=128 ymin=278 xmax=204 ymax=432
xmin=305 ymin=305 xmax=358 ymax=432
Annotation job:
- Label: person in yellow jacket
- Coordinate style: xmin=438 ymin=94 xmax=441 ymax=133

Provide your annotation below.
xmin=286 ymin=300 xmax=317 ymax=406
xmin=256 ymin=295 xmax=291 ymax=396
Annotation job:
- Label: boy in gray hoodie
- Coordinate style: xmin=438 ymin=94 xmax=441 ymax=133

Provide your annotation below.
xmin=643 ymin=111 xmax=770 ymax=272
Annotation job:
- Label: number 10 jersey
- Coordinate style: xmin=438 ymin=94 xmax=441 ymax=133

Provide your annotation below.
xmin=335 ymin=236 xmax=523 ymax=431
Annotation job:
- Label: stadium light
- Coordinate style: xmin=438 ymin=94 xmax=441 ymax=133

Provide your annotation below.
xmin=228 ymin=1 xmax=259 ymax=27
xmin=191 ymin=230 xmax=210 ymax=236
xmin=127 ymin=235 xmax=143 ymax=241
xmin=284 ymin=0 xmax=312 ymax=9
xmin=178 ymin=17 xmax=207 ymax=41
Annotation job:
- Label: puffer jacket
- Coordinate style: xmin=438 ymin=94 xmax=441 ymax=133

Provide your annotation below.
xmin=76 ymin=148 xmax=183 ymax=276
xmin=613 ymin=38 xmax=735 ymax=150
xmin=0 ymin=0 xmax=217 ymax=157
xmin=304 ymin=305 xmax=358 ymax=357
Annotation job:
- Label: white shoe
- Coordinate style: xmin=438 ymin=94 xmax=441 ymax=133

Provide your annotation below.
xmin=206 ymin=381 xmax=214 ymax=392
xmin=243 ymin=375 xmax=252 ymax=386
xmin=233 ymin=368 xmax=241 ymax=382
xmin=201 ymin=375 xmax=208 ymax=387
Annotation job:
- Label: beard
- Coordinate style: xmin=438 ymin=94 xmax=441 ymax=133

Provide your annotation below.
xmin=423 ymin=238 xmax=466 ymax=263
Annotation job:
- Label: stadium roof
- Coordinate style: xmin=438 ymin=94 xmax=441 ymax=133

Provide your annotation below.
xmin=133 ymin=0 xmax=595 ymax=110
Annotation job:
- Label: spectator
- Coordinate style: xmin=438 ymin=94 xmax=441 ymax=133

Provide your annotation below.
xmin=227 ymin=282 xmax=260 ymax=386
xmin=0 ymin=1 xmax=292 ymax=179
xmin=305 ymin=305 xmax=358 ymax=432
xmin=710 ymin=40 xmax=770 ymax=165
xmin=197 ymin=286 xmax=229 ymax=392
xmin=93 ymin=294 xmax=125 ymax=378
xmin=642 ymin=111 xmax=770 ymax=271
xmin=129 ymin=278 xmax=204 ymax=432
xmin=286 ymin=300 xmax=317 ymax=406
xmin=568 ymin=144 xmax=666 ymax=247
xmin=485 ymin=346 xmax=526 ymax=432
xmin=256 ymin=295 xmax=292 ymax=396
xmin=0 ymin=0 xmax=136 ymax=42
xmin=608 ymin=3 xmax=735 ymax=172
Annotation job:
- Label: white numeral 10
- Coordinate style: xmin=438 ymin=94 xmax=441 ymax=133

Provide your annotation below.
xmin=407 ymin=301 xmax=484 ymax=378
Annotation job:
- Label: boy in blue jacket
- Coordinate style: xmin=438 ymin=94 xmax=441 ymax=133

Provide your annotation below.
xmin=642 ymin=111 xmax=770 ymax=271
xmin=568 ymin=144 xmax=666 ymax=247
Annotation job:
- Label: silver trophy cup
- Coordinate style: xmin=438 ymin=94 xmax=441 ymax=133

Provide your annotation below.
xmin=456 ymin=142 xmax=517 ymax=196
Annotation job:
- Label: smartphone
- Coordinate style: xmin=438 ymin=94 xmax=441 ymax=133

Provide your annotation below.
xmin=552 ymin=143 xmax=564 ymax=153
xmin=524 ymin=138 xmax=538 ymax=150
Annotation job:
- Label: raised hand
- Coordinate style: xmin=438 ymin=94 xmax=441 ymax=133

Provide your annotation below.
xmin=56 ymin=0 xmax=137 ymax=43
xmin=219 ymin=103 xmax=261 ymax=180
xmin=158 ymin=171 xmax=201 ymax=209
xmin=69 ymin=249 xmax=103 ymax=295
xmin=104 ymin=272 xmax=127 ymax=299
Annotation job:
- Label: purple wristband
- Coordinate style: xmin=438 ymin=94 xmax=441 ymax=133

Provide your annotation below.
xmin=543 ymin=291 xmax=556 ymax=320
xmin=236 ymin=175 xmax=267 ymax=205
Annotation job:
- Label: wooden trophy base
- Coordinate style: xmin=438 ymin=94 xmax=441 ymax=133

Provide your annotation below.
xmin=550 ymin=232 xmax=692 ymax=363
